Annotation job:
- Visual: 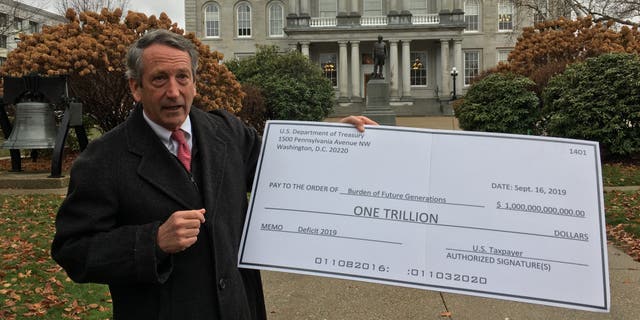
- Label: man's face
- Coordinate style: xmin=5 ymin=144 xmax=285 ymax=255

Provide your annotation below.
xmin=129 ymin=43 xmax=197 ymax=131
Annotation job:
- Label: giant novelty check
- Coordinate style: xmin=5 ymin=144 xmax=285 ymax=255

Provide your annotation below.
xmin=239 ymin=121 xmax=610 ymax=312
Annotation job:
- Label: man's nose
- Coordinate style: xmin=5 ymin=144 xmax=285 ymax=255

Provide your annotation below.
xmin=165 ymin=78 xmax=180 ymax=98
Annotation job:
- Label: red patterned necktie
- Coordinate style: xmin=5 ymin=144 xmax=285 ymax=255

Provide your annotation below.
xmin=171 ymin=129 xmax=191 ymax=172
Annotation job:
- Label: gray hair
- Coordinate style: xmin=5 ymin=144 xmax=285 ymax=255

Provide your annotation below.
xmin=125 ymin=29 xmax=199 ymax=86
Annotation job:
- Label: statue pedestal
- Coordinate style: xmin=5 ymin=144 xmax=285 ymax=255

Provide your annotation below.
xmin=363 ymin=79 xmax=396 ymax=126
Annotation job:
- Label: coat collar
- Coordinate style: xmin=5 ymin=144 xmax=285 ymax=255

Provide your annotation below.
xmin=125 ymin=105 xmax=227 ymax=214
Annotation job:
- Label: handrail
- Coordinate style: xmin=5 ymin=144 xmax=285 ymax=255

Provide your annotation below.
xmin=310 ymin=17 xmax=337 ymax=27
xmin=361 ymin=16 xmax=387 ymax=26
xmin=412 ymin=14 xmax=439 ymax=24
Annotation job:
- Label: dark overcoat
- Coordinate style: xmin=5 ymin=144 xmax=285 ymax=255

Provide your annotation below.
xmin=51 ymin=105 xmax=266 ymax=319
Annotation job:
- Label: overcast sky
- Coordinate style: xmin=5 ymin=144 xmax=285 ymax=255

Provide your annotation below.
xmin=128 ymin=2 xmax=185 ymax=28
xmin=34 ymin=1 xmax=185 ymax=28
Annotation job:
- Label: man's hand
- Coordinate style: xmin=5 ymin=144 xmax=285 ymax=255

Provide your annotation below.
xmin=339 ymin=115 xmax=378 ymax=132
xmin=157 ymin=209 xmax=206 ymax=254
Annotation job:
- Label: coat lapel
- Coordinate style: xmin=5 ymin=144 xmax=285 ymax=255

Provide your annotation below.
xmin=125 ymin=106 xmax=198 ymax=209
xmin=190 ymin=108 xmax=227 ymax=223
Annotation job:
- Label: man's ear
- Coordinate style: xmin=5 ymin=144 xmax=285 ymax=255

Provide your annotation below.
xmin=129 ymin=78 xmax=142 ymax=102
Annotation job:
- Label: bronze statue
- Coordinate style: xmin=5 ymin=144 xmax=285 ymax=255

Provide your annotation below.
xmin=372 ymin=35 xmax=387 ymax=79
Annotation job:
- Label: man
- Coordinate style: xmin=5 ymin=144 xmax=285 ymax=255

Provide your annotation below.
xmin=372 ymin=35 xmax=387 ymax=79
xmin=51 ymin=29 xmax=375 ymax=319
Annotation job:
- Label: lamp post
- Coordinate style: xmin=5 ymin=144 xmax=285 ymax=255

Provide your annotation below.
xmin=450 ymin=67 xmax=458 ymax=100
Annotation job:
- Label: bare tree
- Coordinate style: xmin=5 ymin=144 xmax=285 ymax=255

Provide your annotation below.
xmin=54 ymin=0 xmax=129 ymax=15
xmin=569 ymin=0 xmax=640 ymax=25
xmin=514 ymin=0 xmax=640 ymax=26
xmin=513 ymin=0 xmax=576 ymax=21
xmin=0 ymin=0 xmax=56 ymax=45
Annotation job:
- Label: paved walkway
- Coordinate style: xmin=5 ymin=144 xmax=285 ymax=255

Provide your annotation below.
xmin=1 ymin=116 xmax=639 ymax=319
xmin=261 ymin=243 xmax=639 ymax=319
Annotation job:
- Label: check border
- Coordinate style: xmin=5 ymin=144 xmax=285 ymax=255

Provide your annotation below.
xmin=239 ymin=121 xmax=609 ymax=312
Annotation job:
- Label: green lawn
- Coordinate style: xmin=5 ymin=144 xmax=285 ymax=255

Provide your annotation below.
xmin=0 ymin=195 xmax=111 ymax=320
xmin=0 ymin=136 xmax=9 ymax=157
xmin=605 ymin=190 xmax=640 ymax=248
xmin=602 ymin=162 xmax=640 ymax=186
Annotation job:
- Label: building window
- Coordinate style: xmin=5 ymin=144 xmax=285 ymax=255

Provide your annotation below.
xmin=237 ymin=3 xmax=252 ymax=37
xmin=13 ymin=17 xmax=23 ymax=31
xmin=409 ymin=0 xmax=427 ymax=15
xmin=497 ymin=49 xmax=511 ymax=64
xmin=0 ymin=35 xmax=7 ymax=48
xmin=268 ymin=3 xmax=284 ymax=37
xmin=410 ymin=52 xmax=427 ymax=86
xmin=533 ymin=12 xmax=545 ymax=25
xmin=29 ymin=21 xmax=39 ymax=33
xmin=464 ymin=50 xmax=480 ymax=86
xmin=533 ymin=0 xmax=548 ymax=25
xmin=205 ymin=3 xmax=220 ymax=38
xmin=498 ymin=0 xmax=514 ymax=31
xmin=234 ymin=52 xmax=255 ymax=60
xmin=320 ymin=53 xmax=337 ymax=87
xmin=363 ymin=0 xmax=383 ymax=16
xmin=319 ymin=0 xmax=337 ymax=17
xmin=465 ymin=0 xmax=479 ymax=31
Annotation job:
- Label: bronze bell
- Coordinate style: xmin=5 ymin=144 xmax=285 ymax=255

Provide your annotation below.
xmin=2 ymin=102 xmax=57 ymax=149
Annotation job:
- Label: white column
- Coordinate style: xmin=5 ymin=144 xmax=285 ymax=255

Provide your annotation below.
xmin=389 ymin=40 xmax=399 ymax=100
xmin=350 ymin=41 xmax=361 ymax=99
xmin=401 ymin=40 xmax=411 ymax=98
xmin=300 ymin=42 xmax=310 ymax=57
xmin=350 ymin=0 xmax=358 ymax=13
xmin=390 ymin=0 xmax=399 ymax=12
xmin=288 ymin=0 xmax=297 ymax=15
xmin=440 ymin=39 xmax=450 ymax=98
xmin=301 ymin=0 xmax=310 ymax=15
xmin=339 ymin=41 xmax=349 ymax=99
xmin=440 ymin=0 xmax=451 ymax=11
xmin=453 ymin=39 xmax=462 ymax=96
xmin=402 ymin=0 xmax=411 ymax=11
xmin=339 ymin=0 xmax=347 ymax=13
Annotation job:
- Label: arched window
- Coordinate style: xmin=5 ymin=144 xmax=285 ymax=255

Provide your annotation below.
xmin=534 ymin=0 xmax=548 ymax=24
xmin=498 ymin=0 xmax=514 ymax=31
xmin=464 ymin=0 xmax=479 ymax=31
xmin=204 ymin=3 xmax=220 ymax=38
xmin=268 ymin=2 xmax=284 ymax=37
xmin=237 ymin=3 xmax=252 ymax=37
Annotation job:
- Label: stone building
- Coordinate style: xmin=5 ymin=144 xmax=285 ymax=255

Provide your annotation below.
xmin=185 ymin=0 xmax=535 ymax=116
xmin=0 ymin=0 xmax=66 ymax=66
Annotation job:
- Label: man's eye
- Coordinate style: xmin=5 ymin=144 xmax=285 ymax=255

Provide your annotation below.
xmin=177 ymin=74 xmax=191 ymax=82
xmin=151 ymin=76 xmax=167 ymax=85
